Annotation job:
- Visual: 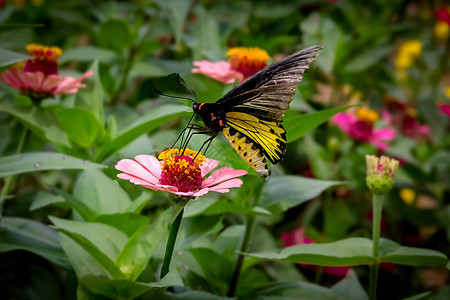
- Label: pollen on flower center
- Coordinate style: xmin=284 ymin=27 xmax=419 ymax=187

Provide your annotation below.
xmin=227 ymin=47 xmax=269 ymax=79
xmin=158 ymin=149 xmax=205 ymax=193
xmin=23 ymin=44 xmax=63 ymax=76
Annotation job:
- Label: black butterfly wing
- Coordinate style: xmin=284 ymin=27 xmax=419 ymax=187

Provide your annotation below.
xmin=217 ymin=45 xmax=323 ymax=123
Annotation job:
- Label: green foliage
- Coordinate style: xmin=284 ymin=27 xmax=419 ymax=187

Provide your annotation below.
xmin=0 ymin=0 xmax=448 ymax=299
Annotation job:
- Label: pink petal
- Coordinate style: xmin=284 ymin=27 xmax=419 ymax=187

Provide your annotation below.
xmin=115 ymin=158 xmax=160 ymax=185
xmin=372 ymin=128 xmax=396 ymax=140
xmin=24 ymin=71 xmax=45 ymax=91
xmin=207 ymin=178 xmax=244 ymax=192
xmin=41 ymin=75 xmax=66 ymax=92
xmin=135 ymin=154 xmax=162 ymax=179
xmin=174 ymin=188 xmax=211 ymax=197
xmin=201 ymin=167 xmax=248 ymax=188
xmin=53 ymin=71 xmax=93 ymax=94
xmin=192 ymin=60 xmax=243 ymax=84
xmin=381 ymin=109 xmax=393 ymax=124
xmin=0 ymin=68 xmax=28 ymax=89
xmin=200 ymin=158 xmax=219 ymax=177
xmin=332 ymin=113 xmax=356 ymax=134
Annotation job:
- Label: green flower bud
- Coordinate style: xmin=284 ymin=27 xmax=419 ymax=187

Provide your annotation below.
xmin=365 ymin=155 xmax=399 ymax=195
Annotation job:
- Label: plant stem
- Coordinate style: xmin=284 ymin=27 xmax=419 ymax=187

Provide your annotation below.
xmin=369 ymin=193 xmax=384 ymax=300
xmin=160 ymin=207 xmax=184 ymax=279
xmin=227 ymin=179 xmax=265 ymax=297
xmin=110 ymin=24 xmax=153 ymax=106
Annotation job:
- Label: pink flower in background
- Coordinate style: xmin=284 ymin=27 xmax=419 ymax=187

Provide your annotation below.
xmin=281 ymin=228 xmax=351 ymax=278
xmin=0 ymin=44 xmax=93 ymax=102
xmin=435 ymin=8 xmax=450 ymax=25
xmin=191 ymin=47 xmax=269 ymax=84
xmin=192 ymin=61 xmax=244 ymax=84
xmin=438 ymin=102 xmax=450 ymax=117
xmin=381 ymin=109 xmax=430 ymax=141
xmin=332 ymin=108 xmax=396 ymax=151
xmin=115 ymin=148 xmax=247 ymax=198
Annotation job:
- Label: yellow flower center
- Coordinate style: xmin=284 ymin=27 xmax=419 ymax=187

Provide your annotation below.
xmin=158 ymin=148 xmax=205 ymax=192
xmin=356 ymin=108 xmax=379 ymax=123
xmin=227 ymin=47 xmax=269 ymax=79
xmin=26 ymin=44 xmax=62 ymax=62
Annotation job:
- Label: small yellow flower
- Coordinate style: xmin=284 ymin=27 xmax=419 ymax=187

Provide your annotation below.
xmin=400 ymin=188 xmax=415 ymax=204
xmin=356 ymin=108 xmax=379 ymax=123
xmin=227 ymin=47 xmax=269 ymax=79
xmin=434 ymin=21 xmax=450 ymax=43
xmin=395 ymin=40 xmax=422 ymax=70
xmin=445 ymin=87 xmax=450 ymax=98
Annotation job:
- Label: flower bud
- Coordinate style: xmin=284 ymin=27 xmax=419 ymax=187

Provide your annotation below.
xmin=365 ymin=155 xmax=399 ymax=195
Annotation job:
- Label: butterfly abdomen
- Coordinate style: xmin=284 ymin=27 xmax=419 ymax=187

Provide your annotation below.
xmin=223 ymin=127 xmax=269 ymax=177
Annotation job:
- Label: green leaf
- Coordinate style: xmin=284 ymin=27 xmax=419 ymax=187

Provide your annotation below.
xmin=151 ymin=73 xmax=196 ymax=100
xmin=345 ymin=46 xmax=392 ymax=73
xmin=331 ymin=270 xmax=368 ymax=300
xmin=95 ymin=105 xmax=191 ymax=162
xmin=379 ymin=239 xmax=448 ymax=267
xmin=99 ymin=19 xmax=134 ymax=51
xmin=75 ymin=60 xmax=104 ymax=124
xmin=249 ymin=238 xmax=375 ymax=266
xmin=59 ymin=46 xmax=118 ymax=64
xmin=0 ymin=23 xmax=43 ymax=34
xmin=83 ymin=278 xmax=169 ymax=300
xmin=285 ymin=105 xmax=353 ymax=143
xmin=53 ymin=188 xmax=98 ymax=222
xmin=115 ymin=210 xmax=170 ymax=280
xmin=0 ymin=103 xmax=71 ymax=147
xmin=125 ymin=191 xmax=152 ymax=214
xmin=93 ymin=213 xmax=149 ymax=237
xmin=0 ymin=48 xmax=31 ymax=69
xmin=58 ymin=229 xmax=125 ymax=279
xmin=189 ymin=247 xmax=232 ymax=293
xmin=74 ymin=169 xmax=131 ymax=215
xmin=260 ymin=175 xmax=344 ymax=212
xmin=29 ymin=191 xmax=65 ymax=211
xmin=249 ymin=238 xmax=448 ymax=268
xmin=251 ymin=280 xmax=340 ymax=300
xmin=55 ymin=108 xmax=105 ymax=148
xmin=49 ymin=216 xmax=128 ymax=261
xmin=155 ymin=0 xmax=190 ymax=47
xmin=0 ymin=152 xmax=106 ymax=178
xmin=0 ymin=217 xmax=71 ymax=269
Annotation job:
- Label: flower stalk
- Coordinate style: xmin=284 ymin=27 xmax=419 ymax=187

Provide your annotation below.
xmin=227 ymin=178 xmax=265 ymax=297
xmin=365 ymin=155 xmax=399 ymax=300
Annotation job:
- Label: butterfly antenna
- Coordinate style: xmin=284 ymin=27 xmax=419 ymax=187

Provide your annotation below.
xmin=153 ymin=89 xmax=197 ymax=103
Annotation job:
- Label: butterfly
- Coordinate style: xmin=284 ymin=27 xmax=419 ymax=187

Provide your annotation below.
xmin=170 ymin=45 xmax=323 ymax=177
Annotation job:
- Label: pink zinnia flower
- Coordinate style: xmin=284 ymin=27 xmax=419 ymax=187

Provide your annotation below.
xmin=381 ymin=109 xmax=430 ymax=141
xmin=192 ymin=61 xmax=244 ymax=84
xmin=438 ymin=102 xmax=450 ymax=117
xmin=191 ymin=47 xmax=269 ymax=84
xmin=0 ymin=44 xmax=93 ymax=102
xmin=115 ymin=148 xmax=247 ymax=198
xmin=281 ymin=228 xmax=351 ymax=278
xmin=332 ymin=108 xmax=396 ymax=151
xmin=435 ymin=8 xmax=450 ymax=25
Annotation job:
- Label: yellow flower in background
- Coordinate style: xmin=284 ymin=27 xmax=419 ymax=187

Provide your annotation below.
xmin=227 ymin=47 xmax=269 ymax=80
xmin=400 ymin=188 xmax=415 ymax=204
xmin=434 ymin=21 xmax=449 ymax=42
xmin=445 ymin=87 xmax=450 ymax=98
xmin=356 ymin=108 xmax=379 ymax=123
xmin=394 ymin=40 xmax=422 ymax=70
